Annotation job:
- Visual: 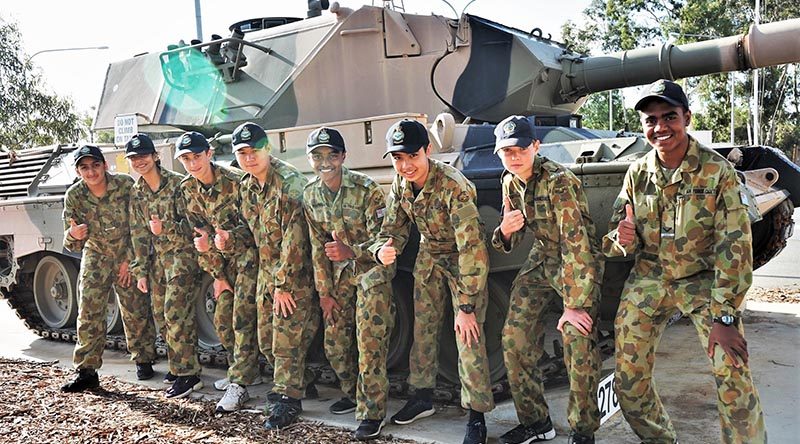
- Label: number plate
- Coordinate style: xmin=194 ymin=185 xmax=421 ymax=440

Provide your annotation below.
xmin=598 ymin=371 xmax=621 ymax=424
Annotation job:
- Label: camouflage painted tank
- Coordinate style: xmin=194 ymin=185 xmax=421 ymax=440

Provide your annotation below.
xmin=1 ymin=3 xmax=798 ymax=395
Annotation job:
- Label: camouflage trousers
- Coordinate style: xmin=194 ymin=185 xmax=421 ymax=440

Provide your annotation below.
xmin=148 ymin=254 xmax=201 ymax=376
xmin=324 ymin=270 xmax=395 ymax=420
xmin=615 ymin=275 xmax=766 ymax=444
xmin=217 ymin=255 xmax=261 ymax=385
xmin=257 ymin=282 xmax=320 ymax=399
xmin=74 ymin=250 xmax=157 ymax=370
xmin=503 ymin=273 xmax=601 ymax=434
xmin=409 ymin=263 xmax=494 ymax=412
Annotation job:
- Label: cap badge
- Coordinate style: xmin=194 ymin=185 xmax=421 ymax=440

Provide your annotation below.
xmin=241 ymin=128 xmax=251 ymax=141
xmin=181 ymin=135 xmax=192 ymax=147
xmin=318 ymin=129 xmax=330 ymax=143
xmin=503 ymin=120 xmax=516 ymax=136
xmin=652 ymin=80 xmax=666 ymax=94
xmin=81 ymin=146 xmax=91 ymax=154
xmin=392 ymin=126 xmax=405 ymax=144
xmin=131 ymin=138 xmax=141 ymax=148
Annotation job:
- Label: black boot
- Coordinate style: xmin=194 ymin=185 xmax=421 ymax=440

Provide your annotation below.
xmin=568 ymin=431 xmax=594 ymax=444
xmin=136 ymin=362 xmax=154 ymax=380
xmin=61 ymin=369 xmax=100 ymax=392
xmin=264 ymin=395 xmax=303 ymax=430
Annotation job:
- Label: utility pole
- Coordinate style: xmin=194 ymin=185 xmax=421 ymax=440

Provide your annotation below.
xmin=195 ymin=0 xmax=203 ymax=41
xmin=752 ymin=0 xmax=761 ymax=145
xmin=730 ymin=74 xmax=735 ymax=144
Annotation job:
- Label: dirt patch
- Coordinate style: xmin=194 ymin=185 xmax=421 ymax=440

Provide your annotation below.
xmin=0 ymin=358 xmax=415 ymax=444
xmin=747 ymin=285 xmax=800 ymax=304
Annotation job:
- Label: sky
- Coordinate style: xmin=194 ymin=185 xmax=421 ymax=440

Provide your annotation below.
xmin=2 ymin=0 xmax=591 ymax=114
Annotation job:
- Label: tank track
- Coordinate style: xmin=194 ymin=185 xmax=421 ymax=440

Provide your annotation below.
xmin=753 ymin=199 xmax=795 ymax=269
xmin=3 ymin=285 xmax=614 ymax=405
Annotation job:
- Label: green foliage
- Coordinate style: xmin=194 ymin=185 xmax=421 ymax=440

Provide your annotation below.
xmin=579 ymin=91 xmax=640 ymax=132
xmin=0 ymin=17 xmax=84 ymax=151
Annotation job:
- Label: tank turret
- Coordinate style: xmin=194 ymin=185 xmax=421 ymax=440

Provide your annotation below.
xmin=91 ymin=8 xmax=798 ymax=130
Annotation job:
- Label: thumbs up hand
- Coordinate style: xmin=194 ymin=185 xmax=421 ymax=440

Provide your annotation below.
xmin=68 ymin=218 xmax=89 ymax=240
xmin=149 ymin=214 xmax=163 ymax=236
xmin=324 ymin=231 xmax=355 ymax=261
xmin=193 ymin=227 xmax=210 ymax=253
xmin=377 ymin=237 xmax=397 ymax=266
xmin=617 ymin=204 xmax=636 ymax=246
xmin=499 ymin=196 xmax=524 ymax=239
xmin=214 ymin=227 xmax=231 ymax=251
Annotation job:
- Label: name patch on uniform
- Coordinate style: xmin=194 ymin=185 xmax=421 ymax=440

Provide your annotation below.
xmin=376 ymin=207 xmax=386 ymax=219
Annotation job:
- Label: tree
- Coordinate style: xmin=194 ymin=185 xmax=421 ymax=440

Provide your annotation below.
xmin=0 ymin=17 xmax=84 ymax=152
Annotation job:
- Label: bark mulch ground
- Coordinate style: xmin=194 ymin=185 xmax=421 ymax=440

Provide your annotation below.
xmin=747 ymin=285 xmax=800 ymax=304
xmin=0 ymin=358 xmax=416 ymax=444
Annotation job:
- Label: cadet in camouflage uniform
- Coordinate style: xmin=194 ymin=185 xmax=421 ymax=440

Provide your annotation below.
xmin=490 ymin=116 xmax=601 ymax=444
xmin=369 ymin=119 xmax=494 ymax=444
xmin=604 ymin=80 xmax=766 ymax=444
xmin=61 ymin=145 xmax=158 ymax=392
xmin=218 ymin=122 xmax=319 ymax=430
xmin=175 ymin=132 xmax=261 ymax=412
xmin=302 ymin=127 xmax=395 ymax=440
xmin=126 ymin=134 xmax=203 ymax=398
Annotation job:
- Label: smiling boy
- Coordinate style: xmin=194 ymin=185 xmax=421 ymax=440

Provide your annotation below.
xmin=61 ymin=145 xmax=157 ymax=392
xmin=370 ymin=119 xmax=494 ymax=444
xmin=302 ymin=127 xmax=395 ymax=440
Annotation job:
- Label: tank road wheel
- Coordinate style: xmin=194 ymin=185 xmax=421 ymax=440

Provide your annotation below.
xmin=387 ymin=271 xmax=413 ymax=371
xmin=106 ymin=289 xmax=124 ymax=333
xmin=437 ymin=274 xmax=511 ymax=384
xmin=32 ymin=255 xmax=78 ymax=329
xmin=194 ymin=273 xmax=222 ymax=350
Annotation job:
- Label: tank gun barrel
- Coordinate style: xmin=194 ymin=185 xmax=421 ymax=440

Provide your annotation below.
xmin=559 ymin=18 xmax=800 ymax=103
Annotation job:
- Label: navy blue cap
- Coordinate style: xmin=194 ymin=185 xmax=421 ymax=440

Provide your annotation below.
xmin=384 ymin=120 xmax=429 ymax=158
xmin=307 ymin=127 xmax=346 ymax=154
xmin=73 ymin=145 xmax=104 ymax=164
xmin=634 ymin=79 xmax=690 ymax=111
xmin=494 ymin=115 xmax=536 ymax=153
xmin=173 ymin=131 xmax=210 ymax=159
xmin=124 ymin=134 xmax=156 ymax=158
xmin=231 ymin=122 xmax=268 ymax=152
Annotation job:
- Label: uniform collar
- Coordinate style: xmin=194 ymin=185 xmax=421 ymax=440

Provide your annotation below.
xmin=339 ymin=167 xmax=356 ymax=189
xmin=644 ymin=135 xmax=701 ymax=186
xmin=135 ymin=166 xmax=168 ymax=192
xmin=400 ymin=158 xmax=439 ymax=198
xmin=644 ymin=135 xmax=701 ymax=174
xmin=503 ymin=155 xmax=543 ymax=188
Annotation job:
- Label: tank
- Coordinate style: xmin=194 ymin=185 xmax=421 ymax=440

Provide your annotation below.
xmin=1 ymin=3 xmax=798 ymax=398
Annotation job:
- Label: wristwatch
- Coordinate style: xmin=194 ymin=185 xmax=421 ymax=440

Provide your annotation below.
xmin=458 ymin=304 xmax=475 ymax=314
xmin=713 ymin=314 xmax=737 ymax=327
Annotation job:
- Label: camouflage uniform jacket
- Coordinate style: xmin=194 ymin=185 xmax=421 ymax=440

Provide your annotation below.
xmin=303 ymin=167 xmax=390 ymax=299
xmin=368 ymin=158 xmax=488 ymax=307
xmin=602 ymin=136 xmax=752 ymax=318
xmin=63 ymin=172 xmax=134 ymax=263
xmin=233 ymin=157 xmax=312 ymax=295
xmin=129 ymin=166 xmax=197 ymax=281
xmin=180 ymin=163 xmax=256 ymax=280
xmin=490 ymin=156 xmax=601 ymax=309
